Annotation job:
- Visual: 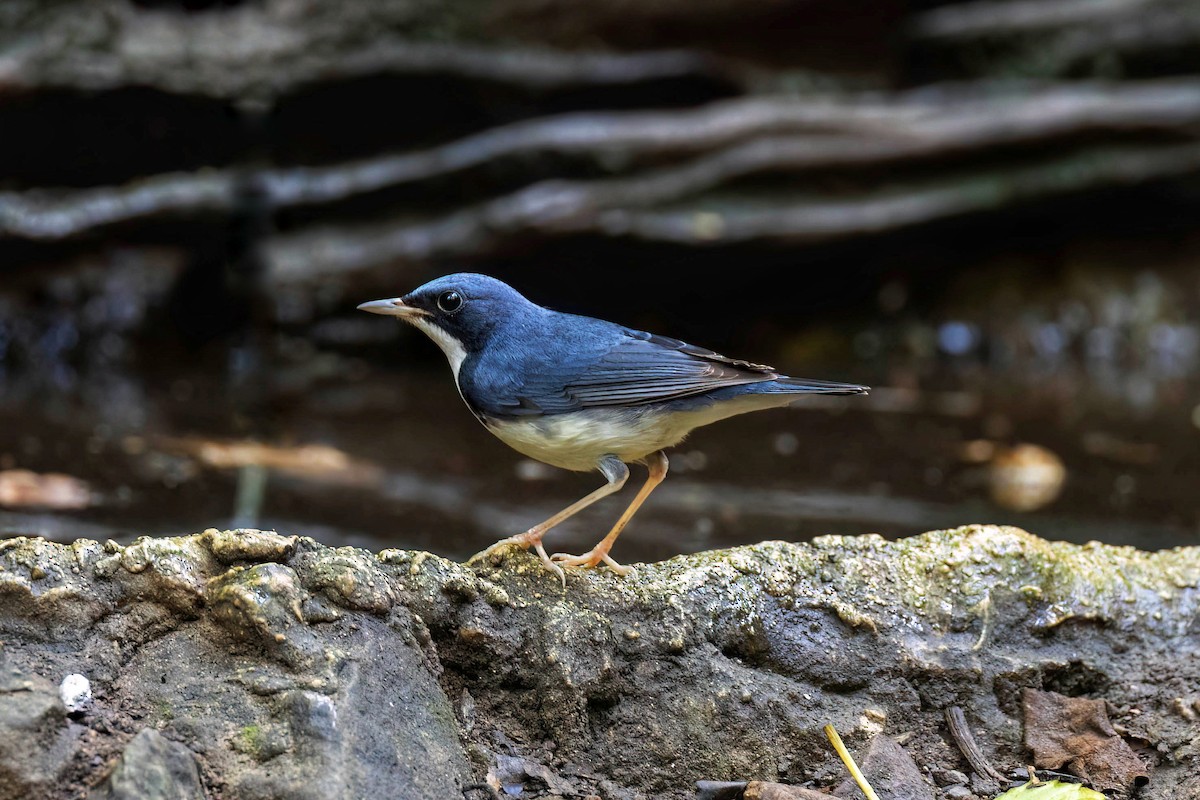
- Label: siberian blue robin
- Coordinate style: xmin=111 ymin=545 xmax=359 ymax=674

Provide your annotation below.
xmin=359 ymin=273 xmax=867 ymax=583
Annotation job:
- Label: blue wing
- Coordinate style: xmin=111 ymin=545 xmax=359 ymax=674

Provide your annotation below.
xmin=530 ymin=329 xmax=779 ymax=413
xmin=462 ymin=314 xmax=861 ymax=418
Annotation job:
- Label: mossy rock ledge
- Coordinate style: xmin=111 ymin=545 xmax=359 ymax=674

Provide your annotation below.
xmin=1 ymin=525 xmax=1197 ymax=800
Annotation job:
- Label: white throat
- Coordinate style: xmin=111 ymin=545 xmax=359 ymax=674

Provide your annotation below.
xmin=410 ymin=317 xmax=468 ymax=382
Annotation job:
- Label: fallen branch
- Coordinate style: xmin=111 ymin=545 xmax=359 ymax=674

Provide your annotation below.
xmin=594 ymin=142 xmax=1200 ymax=244
xmin=909 ymin=0 xmax=1200 ymax=78
xmin=263 ymin=140 xmax=1200 ymax=279
xmin=3 ymin=80 xmax=1200 ymax=241
xmin=0 ymin=1 xmax=737 ymax=101
xmin=911 ymin=0 xmax=1164 ymax=39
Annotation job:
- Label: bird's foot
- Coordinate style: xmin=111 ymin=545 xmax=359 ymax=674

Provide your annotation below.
xmin=469 ymin=530 xmax=566 ymax=587
xmin=551 ymin=548 xmax=631 ymax=576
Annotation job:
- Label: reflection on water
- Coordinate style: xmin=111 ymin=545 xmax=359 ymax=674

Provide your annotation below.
xmin=1 ymin=328 xmax=1197 ymax=561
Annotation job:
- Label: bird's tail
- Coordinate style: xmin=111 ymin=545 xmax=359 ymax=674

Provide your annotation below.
xmin=771 ymin=376 xmax=869 ymax=395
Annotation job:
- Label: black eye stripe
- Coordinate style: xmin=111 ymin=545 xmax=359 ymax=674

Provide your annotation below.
xmin=437 ymin=291 xmax=463 ymax=313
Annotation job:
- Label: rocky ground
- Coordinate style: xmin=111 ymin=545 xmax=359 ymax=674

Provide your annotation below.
xmin=1 ymin=525 xmax=1197 ymax=800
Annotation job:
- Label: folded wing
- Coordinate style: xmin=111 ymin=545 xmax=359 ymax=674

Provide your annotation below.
xmin=496 ymin=330 xmax=778 ymax=415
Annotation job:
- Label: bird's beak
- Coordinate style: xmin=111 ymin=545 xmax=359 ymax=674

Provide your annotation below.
xmin=356 ymin=298 xmax=427 ymax=319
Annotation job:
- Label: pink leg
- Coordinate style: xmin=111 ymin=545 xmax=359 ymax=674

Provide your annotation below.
xmin=553 ymin=451 xmax=669 ymax=575
xmin=472 ymin=456 xmax=629 ymax=586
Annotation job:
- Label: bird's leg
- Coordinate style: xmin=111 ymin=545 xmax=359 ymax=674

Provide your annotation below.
xmin=553 ymin=450 xmax=668 ymax=575
xmin=471 ymin=456 xmax=629 ymax=585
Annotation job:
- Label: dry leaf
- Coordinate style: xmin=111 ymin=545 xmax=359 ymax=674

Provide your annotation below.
xmin=151 ymin=437 xmax=381 ymax=486
xmin=1022 ymin=688 xmax=1149 ymax=793
xmin=0 ymin=469 xmax=91 ymax=510
xmin=487 ymin=754 xmax=576 ymax=796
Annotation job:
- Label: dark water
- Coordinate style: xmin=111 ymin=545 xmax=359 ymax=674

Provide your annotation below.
xmin=1 ymin=330 xmax=1197 ymax=562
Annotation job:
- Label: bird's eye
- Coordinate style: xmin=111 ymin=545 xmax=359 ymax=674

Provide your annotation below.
xmin=437 ymin=291 xmax=463 ymax=313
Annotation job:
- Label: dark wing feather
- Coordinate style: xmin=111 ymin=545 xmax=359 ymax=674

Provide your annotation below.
xmin=513 ymin=330 xmax=779 ymax=414
xmin=459 ymin=306 xmax=865 ymax=419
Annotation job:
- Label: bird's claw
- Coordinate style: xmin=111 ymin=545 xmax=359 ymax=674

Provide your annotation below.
xmin=551 ymin=549 xmax=631 ymax=576
xmin=466 ymin=538 xmax=523 ymax=567
xmin=534 ymin=541 xmax=567 ymax=588
xmin=469 ymin=532 xmax=566 ymax=588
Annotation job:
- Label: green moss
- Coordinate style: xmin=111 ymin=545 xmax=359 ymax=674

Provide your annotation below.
xmin=234 ymin=724 xmax=265 ymax=757
xmin=201 ymin=528 xmax=297 ymax=565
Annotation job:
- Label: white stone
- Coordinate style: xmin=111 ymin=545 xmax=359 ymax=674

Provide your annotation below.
xmin=59 ymin=673 xmax=91 ymax=714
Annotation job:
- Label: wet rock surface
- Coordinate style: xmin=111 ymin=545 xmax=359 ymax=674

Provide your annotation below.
xmin=89 ymin=728 xmax=203 ymax=800
xmin=0 ymin=524 xmax=1197 ymax=799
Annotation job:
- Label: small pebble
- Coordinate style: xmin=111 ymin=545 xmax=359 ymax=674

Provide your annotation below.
xmin=944 ymin=786 xmax=973 ymax=799
xmin=773 ymin=432 xmax=799 ymax=456
xmin=59 ymin=673 xmax=92 ymax=716
xmin=933 ymin=769 xmax=969 ymax=787
xmin=970 ymin=774 xmax=999 ymax=795
xmin=515 ymin=460 xmax=556 ymax=481
xmin=1172 ymin=697 xmax=1197 ymax=720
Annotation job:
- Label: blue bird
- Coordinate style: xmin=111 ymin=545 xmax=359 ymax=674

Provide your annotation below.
xmin=359 ymin=274 xmax=867 ymax=583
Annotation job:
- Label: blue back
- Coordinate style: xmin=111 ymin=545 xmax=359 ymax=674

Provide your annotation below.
xmin=400 ymin=273 xmax=864 ymax=419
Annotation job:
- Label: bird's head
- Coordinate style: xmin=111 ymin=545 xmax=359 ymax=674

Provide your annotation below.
xmin=357 ymin=273 xmax=531 ymax=370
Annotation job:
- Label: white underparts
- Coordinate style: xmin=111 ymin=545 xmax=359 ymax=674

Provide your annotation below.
xmin=405 ymin=314 xmax=800 ymax=472
xmin=485 ymin=392 xmax=795 ymax=472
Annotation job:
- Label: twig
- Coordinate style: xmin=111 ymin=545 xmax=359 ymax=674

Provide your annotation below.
xmin=945 ymin=706 xmax=1006 ymax=782
xmin=823 ymin=724 xmax=880 ymax=800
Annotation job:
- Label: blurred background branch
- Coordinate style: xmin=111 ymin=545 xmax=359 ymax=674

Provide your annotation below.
xmin=3 ymin=0 xmax=1200 ymax=312
xmin=6 ymin=80 xmax=1200 ymax=243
